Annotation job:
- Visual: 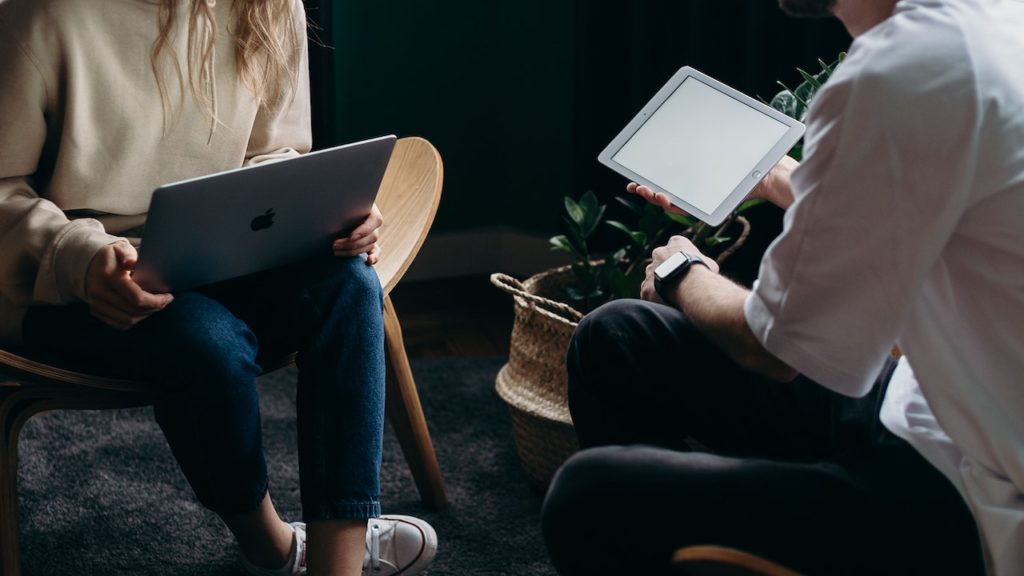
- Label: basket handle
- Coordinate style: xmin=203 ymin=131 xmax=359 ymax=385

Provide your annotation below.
xmin=490 ymin=273 xmax=584 ymax=323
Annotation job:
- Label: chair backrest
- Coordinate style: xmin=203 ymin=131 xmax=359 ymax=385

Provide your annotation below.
xmin=373 ymin=137 xmax=444 ymax=296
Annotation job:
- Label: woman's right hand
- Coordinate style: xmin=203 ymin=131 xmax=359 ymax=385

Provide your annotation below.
xmin=85 ymin=240 xmax=173 ymax=330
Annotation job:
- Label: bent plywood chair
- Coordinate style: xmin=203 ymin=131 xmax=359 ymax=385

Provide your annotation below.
xmin=0 ymin=136 xmax=447 ymax=576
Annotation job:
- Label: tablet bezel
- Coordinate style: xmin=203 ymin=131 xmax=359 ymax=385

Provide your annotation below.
xmin=597 ymin=66 xmax=805 ymax=226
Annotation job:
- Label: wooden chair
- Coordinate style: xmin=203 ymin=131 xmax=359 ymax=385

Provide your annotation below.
xmin=672 ymin=545 xmax=802 ymax=576
xmin=0 ymin=136 xmax=447 ymax=576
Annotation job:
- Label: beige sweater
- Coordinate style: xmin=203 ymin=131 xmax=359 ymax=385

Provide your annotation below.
xmin=0 ymin=0 xmax=311 ymax=344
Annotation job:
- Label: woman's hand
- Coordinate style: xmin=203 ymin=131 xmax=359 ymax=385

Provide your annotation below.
xmin=333 ymin=203 xmax=383 ymax=265
xmin=85 ymin=240 xmax=174 ymax=330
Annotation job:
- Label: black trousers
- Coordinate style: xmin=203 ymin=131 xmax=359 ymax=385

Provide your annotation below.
xmin=541 ymin=299 xmax=984 ymax=576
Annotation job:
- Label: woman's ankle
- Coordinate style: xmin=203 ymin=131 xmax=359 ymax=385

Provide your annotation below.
xmin=223 ymin=494 xmax=295 ymax=568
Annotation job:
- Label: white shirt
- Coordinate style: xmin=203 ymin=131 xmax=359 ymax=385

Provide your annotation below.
xmin=744 ymin=1 xmax=1024 ymax=573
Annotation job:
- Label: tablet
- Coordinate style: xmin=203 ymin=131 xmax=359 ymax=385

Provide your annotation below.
xmin=598 ymin=66 xmax=805 ymax=226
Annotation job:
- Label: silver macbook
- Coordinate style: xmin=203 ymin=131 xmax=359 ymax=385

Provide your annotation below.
xmin=131 ymin=134 xmax=396 ymax=293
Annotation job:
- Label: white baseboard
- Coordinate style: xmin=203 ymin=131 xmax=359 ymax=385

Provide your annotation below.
xmin=403 ymin=227 xmax=571 ymax=281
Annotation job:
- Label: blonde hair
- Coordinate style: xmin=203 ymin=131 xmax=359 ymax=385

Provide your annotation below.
xmin=150 ymin=0 xmax=302 ymax=121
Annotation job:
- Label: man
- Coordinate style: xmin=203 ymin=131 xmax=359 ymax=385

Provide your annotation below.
xmin=541 ymin=0 xmax=1024 ymax=574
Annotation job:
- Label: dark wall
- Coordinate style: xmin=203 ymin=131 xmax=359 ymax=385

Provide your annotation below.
xmin=305 ymin=1 xmax=850 ymax=235
xmin=323 ymin=1 xmax=574 ymax=234
xmin=573 ymin=1 xmax=851 ymax=204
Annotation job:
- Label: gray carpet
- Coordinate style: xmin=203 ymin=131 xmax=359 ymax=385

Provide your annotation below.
xmin=16 ymin=356 xmax=558 ymax=575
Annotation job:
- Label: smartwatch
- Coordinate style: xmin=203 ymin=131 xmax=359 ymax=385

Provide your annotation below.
xmin=654 ymin=251 xmax=709 ymax=303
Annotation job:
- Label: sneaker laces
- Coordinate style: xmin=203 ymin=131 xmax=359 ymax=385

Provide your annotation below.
xmin=368 ymin=520 xmax=382 ymax=570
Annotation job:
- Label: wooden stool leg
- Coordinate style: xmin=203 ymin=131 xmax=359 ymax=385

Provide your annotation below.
xmin=382 ymin=296 xmax=448 ymax=511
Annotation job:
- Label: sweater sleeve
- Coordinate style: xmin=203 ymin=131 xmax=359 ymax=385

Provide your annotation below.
xmin=243 ymin=0 xmax=312 ymax=166
xmin=0 ymin=7 xmax=118 ymax=309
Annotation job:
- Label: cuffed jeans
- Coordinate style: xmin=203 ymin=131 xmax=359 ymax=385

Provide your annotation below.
xmin=541 ymin=299 xmax=984 ymax=576
xmin=22 ymin=255 xmax=385 ymax=522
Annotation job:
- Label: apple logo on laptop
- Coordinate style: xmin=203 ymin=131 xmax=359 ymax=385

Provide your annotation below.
xmin=250 ymin=208 xmax=276 ymax=231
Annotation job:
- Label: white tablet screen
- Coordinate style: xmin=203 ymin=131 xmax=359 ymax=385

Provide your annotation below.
xmin=611 ymin=77 xmax=790 ymax=214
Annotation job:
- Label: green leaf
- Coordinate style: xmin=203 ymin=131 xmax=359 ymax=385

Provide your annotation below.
xmin=600 ymin=266 xmax=637 ymax=300
xmin=549 ymin=235 xmax=574 ymax=253
xmin=770 ymin=90 xmax=799 ymax=118
xmin=562 ymin=217 xmax=586 ymax=248
xmin=564 ymin=196 xmax=584 ymax=227
xmin=638 ymin=203 xmax=667 ymax=236
xmin=705 ymin=236 xmax=731 ymax=247
xmin=664 ymin=211 xmax=695 ymax=227
xmin=564 ymin=285 xmax=603 ymax=302
xmin=566 ymin=190 xmax=605 ymax=238
xmin=606 ymin=220 xmax=647 ymax=247
xmin=736 ymin=198 xmax=765 ymax=213
xmin=581 ymin=204 xmax=606 ymax=239
xmin=558 ymin=221 xmax=590 ymax=262
xmin=797 ymin=67 xmax=822 ymax=89
xmin=614 ymin=195 xmax=643 ymax=215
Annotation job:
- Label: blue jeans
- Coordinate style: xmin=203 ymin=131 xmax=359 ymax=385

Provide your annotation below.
xmin=22 ymin=255 xmax=385 ymax=521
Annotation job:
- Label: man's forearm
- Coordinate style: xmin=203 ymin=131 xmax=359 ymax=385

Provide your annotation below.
xmin=665 ymin=267 xmax=798 ymax=382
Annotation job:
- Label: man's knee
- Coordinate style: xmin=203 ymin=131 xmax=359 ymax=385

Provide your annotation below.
xmin=569 ymin=299 xmax=654 ymax=372
xmin=542 ymin=446 xmax=641 ymax=574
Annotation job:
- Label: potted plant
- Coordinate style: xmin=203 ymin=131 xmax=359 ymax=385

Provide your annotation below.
xmin=491 ymin=56 xmax=844 ymax=490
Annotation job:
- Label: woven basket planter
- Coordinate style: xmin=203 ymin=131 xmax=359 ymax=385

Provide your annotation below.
xmin=490 ymin=215 xmax=751 ymax=490
xmin=490 ymin=267 xmax=583 ymax=491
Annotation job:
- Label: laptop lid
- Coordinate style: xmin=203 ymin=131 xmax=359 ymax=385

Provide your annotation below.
xmin=132 ymin=134 xmax=396 ymax=293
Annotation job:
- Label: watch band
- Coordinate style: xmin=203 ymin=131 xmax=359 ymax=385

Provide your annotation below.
xmin=654 ymin=251 xmax=709 ymax=303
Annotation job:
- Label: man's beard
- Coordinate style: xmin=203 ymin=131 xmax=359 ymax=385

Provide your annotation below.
xmin=778 ymin=0 xmax=837 ymax=17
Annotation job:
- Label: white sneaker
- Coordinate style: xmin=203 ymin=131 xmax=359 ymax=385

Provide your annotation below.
xmin=240 ymin=521 xmax=308 ymax=576
xmin=363 ymin=515 xmax=438 ymax=576
xmin=240 ymin=516 xmax=437 ymax=576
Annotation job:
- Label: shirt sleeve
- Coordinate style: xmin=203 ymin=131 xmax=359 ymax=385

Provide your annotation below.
xmin=0 ymin=7 xmax=118 ymax=308
xmin=744 ymin=42 xmax=979 ymax=397
xmin=243 ymin=0 xmax=312 ymax=166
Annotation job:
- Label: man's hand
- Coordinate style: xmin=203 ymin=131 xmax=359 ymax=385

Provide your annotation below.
xmin=640 ymin=235 xmax=797 ymax=382
xmin=626 ymin=182 xmax=690 ymax=216
xmin=641 ymin=235 xmax=719 ymax=304
xmin=85 ymin=240 xmax=174 ymax=330
xmin=627 ymin=155 xmax=800 ymax=213
xmin=333 ymin=203 xmax=383 ymax=265
xmin=750 ymin=155 xmax=798 ymax=210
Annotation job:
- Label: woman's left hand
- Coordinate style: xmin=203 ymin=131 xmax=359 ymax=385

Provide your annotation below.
xmin=333 ymin=203 xmax=383 ymax=265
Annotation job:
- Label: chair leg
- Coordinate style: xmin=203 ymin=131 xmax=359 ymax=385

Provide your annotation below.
xmin=1 ymin=387 xmax=36 ymax=576
xmin=382 ymin=296 xmax=448 ymax=511
xmin=0 ymin=384 xmax=153 ymax=576
xmin=0 ymin=443 xmax=20 ymax=576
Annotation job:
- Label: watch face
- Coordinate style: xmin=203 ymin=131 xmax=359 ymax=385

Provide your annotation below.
xmin=655 ymin=251 xmax=690 ymax=280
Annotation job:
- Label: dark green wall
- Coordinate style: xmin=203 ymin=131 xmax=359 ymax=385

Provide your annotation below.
xmin=313 ymin=1 xmax=850 ymax=236
xmin=329 ymin=1 xmax=574 ymax=234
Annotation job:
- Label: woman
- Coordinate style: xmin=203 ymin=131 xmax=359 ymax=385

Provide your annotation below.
xmin=0 ymin=0 xmax=436 ymax=574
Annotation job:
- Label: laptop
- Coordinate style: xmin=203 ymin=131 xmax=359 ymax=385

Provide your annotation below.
xmin=131 ymin=134 xmax=396 ymax=293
